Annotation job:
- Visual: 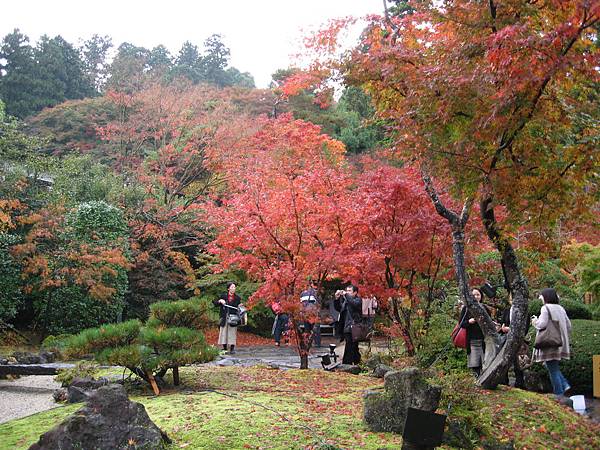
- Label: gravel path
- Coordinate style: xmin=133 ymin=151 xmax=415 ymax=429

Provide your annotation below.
xmin=0 ymin=375 xmax=61 ymax=424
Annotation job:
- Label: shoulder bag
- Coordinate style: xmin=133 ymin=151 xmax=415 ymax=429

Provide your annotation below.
xmin=451 ymin=309 xmax=468 ymax=349
xmin=533 ymin=306 xmax=563 ymax=349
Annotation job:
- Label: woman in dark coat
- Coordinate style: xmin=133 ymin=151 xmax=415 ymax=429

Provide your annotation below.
xmin=460 ymin=288 xmax=488 ymax=376
xmin=213 ymin=282 xmax=242 ymax=354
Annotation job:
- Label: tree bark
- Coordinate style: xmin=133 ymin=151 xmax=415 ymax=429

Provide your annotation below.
xmin=421 ymin=171 xmax=502 ymax=388
xmin=476 ymin=189 xmax=530 ymax=388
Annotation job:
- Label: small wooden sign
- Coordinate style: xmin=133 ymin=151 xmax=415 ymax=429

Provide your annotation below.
xmin=594 ymin=355 xmax=600 ymax=399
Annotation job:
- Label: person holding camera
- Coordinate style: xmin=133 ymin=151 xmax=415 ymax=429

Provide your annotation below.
xmin=214 ymin=282 xmax=243 ymax=354
xmin=334 ymin=284 xmax=363 ymax=365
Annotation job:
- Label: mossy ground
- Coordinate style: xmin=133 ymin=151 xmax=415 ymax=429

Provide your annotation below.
xmin=0 ymin=366 xmax=598 ymax=449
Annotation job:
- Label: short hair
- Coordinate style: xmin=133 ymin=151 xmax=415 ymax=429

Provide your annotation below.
xmin=540 ymin=288 xmax=559 ymax=304
xmin=227 ymin=282 xmax=236 ymax=290
xmin=347 ymin=284 xmax=358 ymax=294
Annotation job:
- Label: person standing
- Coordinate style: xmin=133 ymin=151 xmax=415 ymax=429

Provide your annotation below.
xmin=460 ymin=288 xmax=488 ymax=376
xmin=334 ymin=284 xmax=363 ymax=365
xmin=532 ymin=288 xmax=572 ymax=397
xmin=214 ymin=282 xmax=242 ymax=354
xmin=271 ymin=299 xmax=289 ymax=347
xmin=300 ymin=280 xmax=321 ymax=347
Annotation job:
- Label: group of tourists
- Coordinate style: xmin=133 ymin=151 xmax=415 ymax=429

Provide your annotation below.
xmin=214 ymin=281 xmax=572 ymax=400
xmin=214 ymin=280 xmax=375 ymax=365
xmin=459 ymin=286 xmax=572 ymax=398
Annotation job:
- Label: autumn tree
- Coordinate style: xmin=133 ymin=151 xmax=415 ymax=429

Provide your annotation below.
xmin=12 ymin=201 xmax=131 ymax=334
xmin=292 ymin=0 xmax=599 ymax=386
xmin=206 ymin=114 xmax=351 ymax=368
xmin=337 ymin=162 xmax=454 ymax=354
xmin=97 ymin=83 xmax=246 ymax=317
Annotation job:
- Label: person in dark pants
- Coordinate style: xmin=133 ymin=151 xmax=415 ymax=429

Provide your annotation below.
xmin=300 ymin=280 xmax=321 ymax=347
xmin=334 ymin=284 xmax=363 ymax=365
xmin=271 ymin=299 xmax=289 ymax=346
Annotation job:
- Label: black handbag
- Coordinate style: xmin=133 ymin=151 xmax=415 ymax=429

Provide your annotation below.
xmin=533 ymin=306 xmax=563 ymax=349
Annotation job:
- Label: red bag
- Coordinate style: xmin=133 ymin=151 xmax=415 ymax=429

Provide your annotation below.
xmin=451 ymin=324 xmax=467 ymax=348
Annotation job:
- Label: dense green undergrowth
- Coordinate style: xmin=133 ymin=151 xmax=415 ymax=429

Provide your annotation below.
xmin=0 ymin=366 xmax=598 ymax=450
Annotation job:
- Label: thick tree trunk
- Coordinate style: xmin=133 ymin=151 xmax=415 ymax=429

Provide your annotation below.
xmin=477 ymin=191 xmax=530 ymax=388
xmin=421 ymin=171 xmax=502 ymax=388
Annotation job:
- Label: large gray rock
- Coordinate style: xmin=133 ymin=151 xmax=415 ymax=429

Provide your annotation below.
xmin=363 ymin=367 xmax=441 ymax=434
xmin=29 ymin=384 xmax=170 ymax=450
xmin=334 ymin=364 xmax=361 ymax=374
xmin=67 ymin=377 xmax=111 ymax=403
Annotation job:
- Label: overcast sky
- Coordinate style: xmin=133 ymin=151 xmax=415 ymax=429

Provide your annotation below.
xmin=1 ymin=0 xmax=383 ymax=87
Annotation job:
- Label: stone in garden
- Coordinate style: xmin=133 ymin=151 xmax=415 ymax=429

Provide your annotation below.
xmin=13 ymin=351 xmax=42 ymax=364
xmin=39 ymin=351 xmax=56 ymax=363
xmin=29 ymin=384 xmax=171 ymax=450
xmin=371 ymin=364 xmax=394 ymax=378
xmin=523 ymin=370 xmax=552 ymax=393
xmin=363 ymin=367 xmax=441 ymax=434
xmin=67 ymin=377 xmax=111 ymax=403
xmin=364 ymin=354 xmax=387 ymax=369
xmin=334 ymin=364 xmax=361 ymax=374
xmin=52 ymin=388 xmax=67 ymax=403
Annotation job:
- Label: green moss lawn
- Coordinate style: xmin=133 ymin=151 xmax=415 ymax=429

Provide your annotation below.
xmin=0 ymin=366 xmax=598 ymax=449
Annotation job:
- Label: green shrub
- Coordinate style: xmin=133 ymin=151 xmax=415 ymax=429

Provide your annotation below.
xmin=0 ymin=233 xmax=22 ymax=322
xmin=147 ymin=299 xmax=215 ymax=329
xmin=415 ymin=313 xmax=470 ymax=374
xmin=41 ymin=333 xmax=73 ymax=354
xmin=37 ymin=284 xmax=125 ymax=335
xmin=55 ymin=361 xmax=100 ymax=387
xmin=528 ymin=298 xmax=591 ymax=320
xmin=589 ymin=303 xmax=600 ymax=321
xmin=243 ymin=300 xmax=274 ymax=338
xmin=528 ymin=319 xmax=600 ymax=394
xmin=63 ymin=307 xmax=218 ymax=391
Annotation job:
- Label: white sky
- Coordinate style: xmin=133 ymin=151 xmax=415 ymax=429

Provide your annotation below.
xmin=1 ymin=0 xmax=383 ymax=88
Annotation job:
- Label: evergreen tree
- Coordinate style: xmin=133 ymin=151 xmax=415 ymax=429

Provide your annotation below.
xmin=80 ymin=34 xmax=113 ymax=93
xmin=0 ymin=29 xmax=38 ymax=118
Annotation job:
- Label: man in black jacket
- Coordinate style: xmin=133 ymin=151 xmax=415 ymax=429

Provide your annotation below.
xmin=334 ymin=284 xmax=363 ymax=365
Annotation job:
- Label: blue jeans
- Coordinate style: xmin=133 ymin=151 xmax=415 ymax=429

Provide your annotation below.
xmin=544 ymin=360 xmax=570 ymax=395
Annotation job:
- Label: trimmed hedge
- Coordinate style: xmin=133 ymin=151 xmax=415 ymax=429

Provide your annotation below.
xmin=528 ymin=298 xmax=591 ymax=320
xmin=528 ymin=319 xmax=600 ymax=394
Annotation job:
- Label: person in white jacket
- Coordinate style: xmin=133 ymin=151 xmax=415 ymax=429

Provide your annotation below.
xmin=531 ymin=288 xmax=572 ymax=397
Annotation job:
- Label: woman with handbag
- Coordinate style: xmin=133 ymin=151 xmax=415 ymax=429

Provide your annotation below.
xmin=531 ymin=288 xmax=572 ymax=397
xmin=214 ymin=282 xmax=243 ymax=354
xmin=334 ymin=284 xmax=363 ymax=365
